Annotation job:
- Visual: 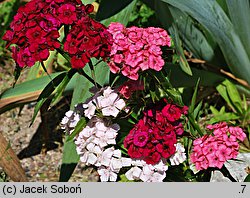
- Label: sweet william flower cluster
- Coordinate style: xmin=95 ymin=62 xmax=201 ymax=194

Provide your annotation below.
xmin=3 ymin=0 xmax=112 ymax=69
xmin=124 ymin=99 xmax=188 ymax=165
xmin=107 ymin=22 xmax=171 ymax=80
xmin=62 ymin=87 xmax=129 ymax=181
xmin=190 ymin=122 xmax=246 ymax=170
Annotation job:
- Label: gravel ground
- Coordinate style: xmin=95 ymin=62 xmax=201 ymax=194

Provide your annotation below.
xmin=0 ymin=101 xmax=99 ymax=182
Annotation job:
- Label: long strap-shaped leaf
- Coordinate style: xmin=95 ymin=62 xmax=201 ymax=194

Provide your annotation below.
xmin=161 ymin=0 xmax=250 ymax=85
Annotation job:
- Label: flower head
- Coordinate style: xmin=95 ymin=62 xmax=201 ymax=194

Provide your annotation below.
xmin=190 ymin=122 xmax=246 ymax=170
xmin=107 ymin=22 xmax=171 ymax=80
xmin=124 ymin=100 xmax=187 ymax=165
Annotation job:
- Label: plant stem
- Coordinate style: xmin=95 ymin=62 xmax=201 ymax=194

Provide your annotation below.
xmin=41 ymin=61 xmax=55 ymax=87
xmin=88 ymin=60 xmax=97 ymax=88
xmin=188 ymin=114 xmax=204 ymax=137
xmin=78 ymin=68 xmax=102 ymax=88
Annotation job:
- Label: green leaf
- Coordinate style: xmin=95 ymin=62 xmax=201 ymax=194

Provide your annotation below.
xmin=82 ymin=0 xmax=95 ymax=4
xmin=187 ymin=78 xmax=204 ymax=137
xmin=217 ymin=80 xmax=243 ymax=114
xmin=67 ymin=118 xmax=86 ymax=142
xmin=166 ymin=89 xmax=183 ymax=106
xmin=27 ymin=51 xmax=57 ymax=81
xmin=210 ymin=106 xmax=220 ymax=115
xmin=219 ymin=106 xmax=226 ymax=114
xmin=30 ymin=72 xmax=67 ymax=126
xmin=70 ymin=74 xmax=92 ymax=109
xmin=208 ymin=113 xmax=240 ymax=124
xmin=244 ymin=174 xmax=250 ymax=182
xmin=96 ymin=0 xmax=133 ymax=21
xmin=0 ymin=72 xmax=78 ymax=114
xmin=164 ymin=63 xmax=224 ymax=88
xmin=189 ymin=78 xmax=200 ymax=114
xmin=222 ymin=80 xmax=243 ymax=114
xmin=119 ymin=174 xmax=133 ymax=182
xmin=226 ymin=0 xmax=250 ymax=58
xmin=193 ymin=101 xmax=202 ymax=119
xmin=161 ymin=0 xmax=250 ymax=85
xmin=59 ymin=136 xmax=80 ymax=182
xmin=13 ymin=65 xmax=22 ymax=87
xmin=51 ymin=69 xmax=77 ymax=107
xmin=156 ymin=1 xmax=216 ymax=62
xmin=170 ymin=24 xmax=192 ymax=75
xmin=216 ymin=83 xmax=234 ymax=110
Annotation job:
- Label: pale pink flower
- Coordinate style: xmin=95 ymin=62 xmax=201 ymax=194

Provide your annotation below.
xmin=93 ymin=122 xmax=119 ymax=147
xmin=125 ymin=159 xmax=168 ymax=182
xmin=95 ymin=147 xmax=115 ymax=167
xmin=170 ymin=143 xmax=187 ymax=165
xmin=125 ymin=167 xmax=142 ymax=180
xmin=61 ymin=110 xmax=80 ymax=133
xmin=97 ymin=87 xmax=126 ymax=117
xmin=82 ymin=102 xmax=96 ymax=119
xmin=97 ymin=166 xmax=118 ymax=182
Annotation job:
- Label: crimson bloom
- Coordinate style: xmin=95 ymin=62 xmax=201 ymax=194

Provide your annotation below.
xmin=124 ymin=100 xmax=187 ymax=165
xmin=2 ymin=0 xmax=103 ymax=69
xmin=58 ymin=4 xmax=77 ymax=24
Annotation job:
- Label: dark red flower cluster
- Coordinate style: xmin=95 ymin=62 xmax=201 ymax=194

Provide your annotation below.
xmin=64 ymin=16 xmax=113 ymax=68
xmin=118 ymin=79 xmax=144 ymax=99
xmin=124 ymin=100 xmax=188 ymax=165
xmin=3 ymin=0 xmax=112 ymax=69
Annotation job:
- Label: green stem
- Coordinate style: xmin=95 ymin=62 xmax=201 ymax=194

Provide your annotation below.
xmin=188 ymin=114 xmax=204 ymax=137
xmin=88 ymin=60 xmax=97 ymax=88
xmin=41 ymin=61 xmax=54 ymax=87
xmin=57 ymin=48 xmax=71 ymax=63
xmin=78 ymin=68 xmax=102 ymax=88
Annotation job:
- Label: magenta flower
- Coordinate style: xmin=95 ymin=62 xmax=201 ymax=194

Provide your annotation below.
xmin=162 ymin=104 xmax=182 ymax=122
xmin=124 ymin=100 xmax=187 ymax=165
xmin=133 ymin=132 xmax=149 ymax=147
xmin=58 ymin=4 xmax=77 ymax=24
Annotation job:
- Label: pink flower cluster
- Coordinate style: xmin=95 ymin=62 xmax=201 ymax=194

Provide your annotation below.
xmin=107 ymin=22 xmax=171 ymax=80
xmin=3 ymin=0 xmax=112 ymax=69
xmin=190 ymin=122 xmax=246 ymax=170
xmin=124 ymin=99 xmax=188 ymax=165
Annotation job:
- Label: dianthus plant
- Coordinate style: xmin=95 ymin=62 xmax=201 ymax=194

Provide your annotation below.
xmin=3 ymin=0 xmax=248 ymax=182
